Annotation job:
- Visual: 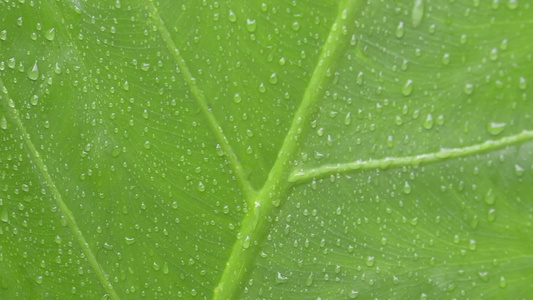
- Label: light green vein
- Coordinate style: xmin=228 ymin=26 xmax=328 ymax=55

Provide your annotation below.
xmin=213 ymin=1 xmax=366 ymax=299
xmin=0 ymin=79 xmax=120 ymax=300
xmin=289 ymin=130 xmax=533 ymax=184
xmin=144 ymin=0 xmax=256 ymax=200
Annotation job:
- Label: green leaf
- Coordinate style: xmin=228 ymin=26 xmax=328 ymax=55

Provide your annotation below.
xmin=1 ymin=0 xmax=532 ymax=299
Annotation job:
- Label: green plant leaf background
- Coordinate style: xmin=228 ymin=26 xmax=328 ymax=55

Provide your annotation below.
xmin=1 ymin=0 xmax=532 ymax=299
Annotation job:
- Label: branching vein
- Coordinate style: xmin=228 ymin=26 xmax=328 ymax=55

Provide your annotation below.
xmin=289 ymin=130 xmax=533 ymax=184
xmin=145 ymin=0 xmax=257 ymax=200
xmin=213 ymin=1 xmax=366 ymax=299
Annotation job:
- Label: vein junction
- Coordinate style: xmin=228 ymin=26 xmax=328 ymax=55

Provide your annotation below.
xmin=289 ymin=130 xmax=533 ymax=184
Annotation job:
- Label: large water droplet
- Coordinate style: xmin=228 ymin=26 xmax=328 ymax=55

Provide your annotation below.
xmin=396 ymin=21 xmax=405 ymax=38
xmin=486 ymin=122 xmax=506 ymax=136
xmin=28 ymin=61 xmax=39 ymax=81
xmin=246 ymin=19 xmax=257 ymax=32
xmin=412 ymin=0 xmax=425 ymax=28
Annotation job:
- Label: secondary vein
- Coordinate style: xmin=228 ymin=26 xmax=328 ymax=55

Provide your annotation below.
xmin=213 ymin=1 xmax=366 ymax=299
xmin=0 ymin=79 xmax=120 ymax=300
xmin=145 ymin=0 xmax=257 ymax=200
xmin=289 ymin=130 xmax=533 ymax=184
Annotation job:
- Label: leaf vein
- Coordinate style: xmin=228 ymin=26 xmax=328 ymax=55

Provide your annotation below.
xmin=289 ymin=130 xmax=533 ymax=184
xmin=0 ymin=78 xmax=120 ymax=300
xmin=145 ymin=0 xmax=256 ymax=200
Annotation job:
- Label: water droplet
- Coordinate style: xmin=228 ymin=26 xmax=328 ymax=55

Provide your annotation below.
xmin=125 ymin=237 xmax=136 ymax=245
xmin=349 ymin=290 xmax=359 ymax=299
xmin=0 ymin=30 xmax=6 ymax=41
xmin=228 ymin=9 xmax=237 ymax=22
xmin=460 ymin=34 xmax=468 ymax=44
xmin=27 ymin=61 xmax=39 ymax=81
xmin=468 ymin=239 xmax=477 ymax=251
xmin=30 ymin=95 xmax=38 ymax=106
xmin=423 ymin=113 xmax=434 ymax=129
xmin=243 ymin=235 xmax=251 ymax=249
xmin=366 ymin=256 xmax=375 ymax=267
xmin=305 ymin=273 xmax=314 ymax=286
xmin=123 ymin=81 xmax=129 ymax=91
xmin=54 ymin=63 xmax=62 ymax=74
xmin=275 ymin=272 xmax=288 ymax=284
xmin=143 ymin=109 xmax=149 ymax=119
xmin=489 ymin=48 xmax=498 ymax=61
xmin=162 ymin=262 xmax=169 ymax=274
xmin=514 ymin=164 xmax=524 ymax=177
xmin=0 ymin=117 xmax=7 ymax=130
xmin=144 ymin=140 xmax=150 ymax=149
xmin=507 ymin=0 xmax=518 ymax=9
xmin=233 ymin=93 xmax=242 ymax=103
xmin=412 ymin=0 xmax=425 ymax=28
xmin=484 ymin=188 xmax=496 ymax=204
xmin=403 ymin=181 xmax=412 ymax=194
xmin=486 ymin=122 xmax=506 ymax=136
xmin=464 ymin=83 xmax=474 ymax=95
xmin=356 ymin=72 xmax=364 ymax=86
xmin=442 ymin=53 xmax=450 ymax=65
xmin=344 ymin=112 xmax=351 ymax=125
xmin=519 ymin=77 xmax=527 ymax=90
xmin=269 ymin=72 xmax=278 ymax=84
xmin=246 ymin=19 xmax=256 ymax=32
xmin=258 ymin=82 xmax=266 ymax=93
xmin=291 ymin=21 xmax=300 ymax=31
xmin=478 ymin=271 xmax=489 ymax=282
xmin=215 ymin=144 xmax=224 ymax=156
xmin=402 ymin=79 xmax=413 ymax=96
xmin=487 ymin=209 xmax=496 ymax=222
xmin=44 ymin=28 xmax=55 ymax=41
xmin=396 ymin=21 xmax=405 ymax=38
xmin=499 ymin=276 xmax=507 ymax=288
xmin=197 ymin=181 xmax=205 ymax=192
xmin=153 ymin=262 xmax=160 ymax=271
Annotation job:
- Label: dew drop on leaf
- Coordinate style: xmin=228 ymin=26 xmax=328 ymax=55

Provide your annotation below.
xmin=44 ymin=28 xmax=55 ymax=41
xmin=396 ymin=21 xmax=405 ymax=38
xmin=486 ymin=122 xmax=506 ymax=136
xmin=412 ymin=0 xmax=424 ymax=28
xmin=27 ymin=61 xmax=39 ymax=81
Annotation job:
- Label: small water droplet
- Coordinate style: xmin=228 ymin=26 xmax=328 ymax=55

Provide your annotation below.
xmin=162 ymin=262 xmax=169 ymax=274
xmin=489 ymin=48 xmax=498 ymax=61
xmin=30 ymin=95 xmax=38 ymax=106
xmin=468 ymin=239 xmax=477 ymax=251
xmin=366 ymin=256 xmax=375 ymax=267
xmin=233 ymin=93 xmax=242 ymax=103
xmin=215 ymin=144 xmax=224 ymax=156
xmin=507 ymin=0 xmax=518 ymax=9
xmin=423 ymin=113 xmax=434 ymax=129
xmin=442 ymin=53 xmax=450 ymax=65
xmin=54 ymin=62 xmax=62 ymax=74
xmin=402 ymin=79 xmax=413 ymax=96
xmin=243 ymin=235 xmax=251 ymax=249
xmin=44 ymin=28 xmax=55 ymax=41
xmin=197 ymin=181 xmax=205 ymax=192
xmin=125 ymin=237 xmax=136 ymax=245
xmin=291 ymin=21 xmax=300 ymax=31
xmin=403 ymin=181 xmax=412 ymax=194
xmin=275 ymin=272 xmax=288 ymax=284
xmin=228 ymin=9 xmax=237 ymax=22
xmin=396 ymin=21 xmax=405 ymax=38
xmin=487 ymin=209 xmax=496 ymax=222
xmin=0 ymin=30 xmax=6 ymax=41
xmin=344 ymin=112 xmax=351 ymax=125
xmin=269 ymin=72 xmax=278 ymax=84
xmin=519 ymin=77 xmax=527 ymax=90
xmin=0 ymin=117 xmax=7 ymax=130
xmin=464 ymin=83 xmax=474 ymax=95
xmin=484 ymin=188 xmax=496 ymax=204
xmin=246 ymin=19 xmax=257 ymax=32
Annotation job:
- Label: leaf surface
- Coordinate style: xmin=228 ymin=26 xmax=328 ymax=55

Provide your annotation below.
xmin=1 ymin=0 xmax=532 ymax=299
